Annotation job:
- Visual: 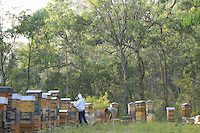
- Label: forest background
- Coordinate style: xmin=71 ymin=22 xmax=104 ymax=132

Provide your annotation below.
xmin=0 ymin=0 xmax=199 ymax=121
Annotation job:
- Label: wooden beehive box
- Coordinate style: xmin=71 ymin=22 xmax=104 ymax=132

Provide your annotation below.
xmin=41 ymin=93 xmax=47 ymax=109
xmin=135 ymin=100 xmax=146 ymax=123
xmin=85 ymin=103 xmax=93 ymax=113
xmin=166 ymin=107 xmax=175 ymax=122
xmin=128 ymin=102 xmax=135 ymax=119
xmin=146 ymin=100 xmax=154 ymax=114
xmin=59 ymin=110 xmax=69 ymax=126
xmin=12 ymin=93 xmax=22 ymax=108
xmin=21 ymin=96 xmax=35 ymax=112
xmin=48 ymin=90 xmax=60 ymax=98
xmin=182 ymin=103 xmax=191 ymax=120
xmin=71 ymin=101 xmax=79 ymax=121
xmin=0 ymin=97 xmax=8 ymax=132
xmin=96 ymin=109 xmax=105 ymax=123
xmin=60 ymin=98 xmax=71 ymax=110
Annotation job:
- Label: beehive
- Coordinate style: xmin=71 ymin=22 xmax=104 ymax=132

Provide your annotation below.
xmin=41 ymin=93 xmax=48 ymax=130
xmin=85 ymin=103 xmax=93 ymax=116
xmin=48 ymin=90 xmax=60 ymax=98
xmin=70 ymin=101 xmax=79 ymax=123
xmin=20 ymin=96 xmax=35 ymax=133
xmin=0 ymin=97 xmax=8 ymax=133
xmin=166 ymin=107 xmax=175 ymax=122
xmin=135 ymin=100 xmax=146 ymax=123
xmin=128 ymin=102 xmax=135 ymax=121
xmin=51 ymin=97 xmax=58 ymax=127
xmin=122 ymin=116 xmax=133 ymax=125
xmin=146 ymin=100 xmax=154 ymax=114
xmin=60 ymin=98 xmax=71 ymax=110
xmin=11 ymin=94 xmax=22 ymax=133
xmin=43 ymin=93 xmax=52 ymax=129
xmin=0 ymin=86 xmax=13 ymax=133
xmin=110 ymin=102 xmax=119 ymax=118
xmin=96 ymin=109 xmax=105 ymax=123
xmin=181 ymin=103 xmax=190 ymax=122
xmin=59 ymin=110 xmax=69 ymax=127
xmin=26 ymin=90 xmax=43 ymax=131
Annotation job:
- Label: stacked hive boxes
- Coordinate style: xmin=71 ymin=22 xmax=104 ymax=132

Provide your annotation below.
xmin=11 ymin=94 xmax=22 ymax=133
xmin=43 ymin=92 xmax=52 ymax=129
xmin=59 ymin=110 xmax=69 ymax=127
xmin=41 ymin=93 xmax=48 ymax=130
xmin=146 ymin=100 xmax=155 ymax=123
xmin=166 ymin=107 xmax=175 ymax=122
xmin=85 ymin=103 xmax=93 ymax=124
xmin=181 ymin=103 xmax=190 ymax=122
xmin=0 ymin=97 xmax=8 ymax=132
xmin=96 ymin=109 xmax=105 ymax=123
xmin=0 ymin=86 xmax=13 ymax=132
xmin=60 ymin=98 xmax=71 ymax=125
xmin=70 ymin=101 xmax=79 ymax=125
xmin=128 ymin=102 xmax=135 ymax=122
xmin=20 ymin=96 xmax=35 ymax=132
xmin=110 ymin=102 xmax=119 ymax=118
xmin=135 ymin=100 xmax=146 ymax=123
xmin=48 ymin=90 xmax=60 ymax=127
xmin=122 ymin=116 xmax=133 ymax=125
xmin=51 ymin=97 xmax=58 ymax=127
xmin=26 ymin=90 xmax=42 ymax=131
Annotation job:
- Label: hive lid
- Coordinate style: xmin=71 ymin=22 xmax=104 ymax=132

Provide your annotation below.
xmin=60 ymin=98 xmax=71 ymax=101
xmin=0 ymin=86 xmax=14 ymax=93
xmin=26 ymin=90 xmax=43 ymax=94
xmin=42 ymin=93 xmax=48 ymax=99
xmin=48 ymin=90 xmax=60 ymax=94
xmin=59 ymin=110 xmax=68 ymax=113
xmin=21 ymin=96 xmax=35 ymax=101
xmin=166 ymin=107 xmax=175 ymax=110
xmin=0 ymin=97 xmax=8 ymax=104
xmin=110 ymin=102 xmax=119 ymax=105
xmin=128 ymin=102 xmax=135 ymax=105
xmin=85 ymin=103 xmax=93 ymax=106
xmin=12 ymin=93 xmax=22 ymax=100
xmin=135 ymin=100 xmax=145 ymax=104
xmin=182 ymin=103 xmax=190 ymax=106
xmin=146 ymin=100 xmax=154 ymax=103
xmin=51 ymin=97 xmax=58 ymax=100
xmin=43 ymin=93 xmax=51 ymax=96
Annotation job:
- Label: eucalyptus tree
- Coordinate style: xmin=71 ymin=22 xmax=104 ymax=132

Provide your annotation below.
xmin=14 ymin=9 xmax=48 ymax=90
xmin=45 ymin=0 xmax=92 ymax=96
xmin=0 ymin=23 xmax=17 ymax=86
xmin=85 ymin=0 xmax=162 ymax=112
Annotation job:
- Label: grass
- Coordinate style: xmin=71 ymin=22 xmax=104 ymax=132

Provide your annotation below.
xmin=52 ymin=122 xmax=200 ymax=133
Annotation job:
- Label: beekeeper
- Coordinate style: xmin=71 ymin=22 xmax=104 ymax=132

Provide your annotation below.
xmin=104 ymin=107 xmax=117 ymax=122
xmin=73 ymin=93 xmax=88 ymax=125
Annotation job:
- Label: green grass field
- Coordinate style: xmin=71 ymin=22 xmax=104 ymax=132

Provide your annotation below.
xmin=52 ymin=122 xmax=200 ymax=133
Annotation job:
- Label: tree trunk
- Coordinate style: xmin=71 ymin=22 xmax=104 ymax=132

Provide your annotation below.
xmin=0 ymin=51 xmax=6 ymax=86
xmin=136 ymin=47 xmax=145 ymax=100
xmin=121 ymin=52 xmax=129 ymax=114
xmin=27 ymin=40 xmax=32 ymax=91
xmin=162 ymin=49 xmax=168 ymax=107
xmin=64 ymin=35 xmax=69 ymax=96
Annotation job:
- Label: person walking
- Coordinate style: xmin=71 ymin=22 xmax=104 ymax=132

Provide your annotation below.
xmin=73 ymin=93 xmax=88 ymax=125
